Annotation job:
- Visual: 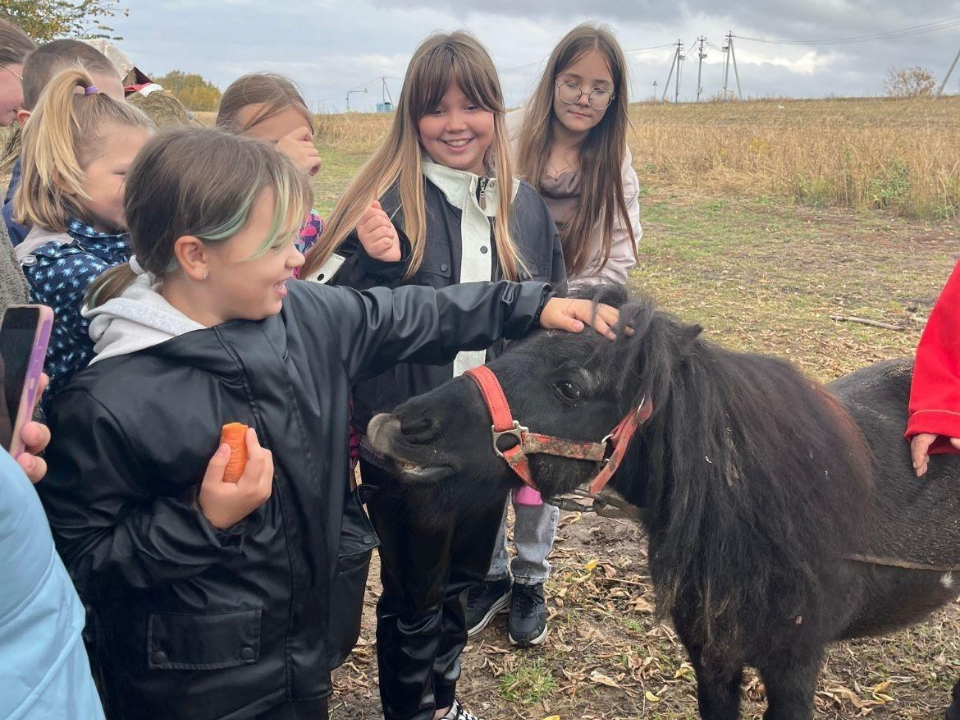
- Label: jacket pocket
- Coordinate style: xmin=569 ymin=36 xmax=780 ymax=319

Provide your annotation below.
xmin=147 ymin=608 xmax=262 ymax=670
xmin=328 ymin=491 xmax=378 ymax=670
xmin=415 ymin=252 xmax=453 ymax=287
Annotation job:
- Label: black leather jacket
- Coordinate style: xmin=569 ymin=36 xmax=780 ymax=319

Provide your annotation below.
xmin=38 ymin=279 xmax=551 ymax=720
xmin=333 ymin=178 xmax=566 ymax=430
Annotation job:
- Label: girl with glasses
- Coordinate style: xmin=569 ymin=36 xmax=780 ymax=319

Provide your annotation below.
xmin=466 ymin=23 xmax=642 ymax=649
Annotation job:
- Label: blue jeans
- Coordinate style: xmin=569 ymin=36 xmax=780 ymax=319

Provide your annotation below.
xmin=486 ymin=494 xmax=559 ymax=585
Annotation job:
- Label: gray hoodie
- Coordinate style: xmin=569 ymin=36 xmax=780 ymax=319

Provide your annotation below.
xmin=82 ymin=275 xmax=204 ymax=364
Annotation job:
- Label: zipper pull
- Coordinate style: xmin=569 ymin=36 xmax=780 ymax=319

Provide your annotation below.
xmin=477 ymin=176 xmax=490 ymax=210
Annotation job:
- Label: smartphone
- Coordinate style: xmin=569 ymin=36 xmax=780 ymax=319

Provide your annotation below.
xmin=0 ymin=305 xmax=53 ymax=457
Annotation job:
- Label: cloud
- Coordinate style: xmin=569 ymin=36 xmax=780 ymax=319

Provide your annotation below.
xmin=110 ymin=0 xmax=960 ymax=108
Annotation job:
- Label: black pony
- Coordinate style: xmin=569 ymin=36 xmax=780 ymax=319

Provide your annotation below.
xmin=367 ymin=287 xmax=960 ymax=720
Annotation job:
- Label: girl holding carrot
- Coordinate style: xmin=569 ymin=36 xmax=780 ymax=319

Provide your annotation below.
xmin=37 ymin=126 xmax=618 ymax=720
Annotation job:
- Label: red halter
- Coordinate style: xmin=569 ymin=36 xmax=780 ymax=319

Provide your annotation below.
xmin=464 ymin=365 xmax=652 ymax=496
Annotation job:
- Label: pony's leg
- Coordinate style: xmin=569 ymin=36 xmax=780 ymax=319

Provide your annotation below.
xmin=945 ymin=678 xmax=960 ymax=720
xmin=685 ymin=645 xmax=743 ymax=720
xmin=759 ymin=650 xmax=823 ymax=720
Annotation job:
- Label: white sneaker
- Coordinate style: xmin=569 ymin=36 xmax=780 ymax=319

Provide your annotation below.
xmin=439 ymin=699 xmax=485 ymax=720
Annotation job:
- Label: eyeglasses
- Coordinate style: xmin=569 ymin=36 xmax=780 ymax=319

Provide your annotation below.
xmin=0 ymin=65 xmax=22 ymax=82
xmin=555 ymin=81 xmax=615 ymax=111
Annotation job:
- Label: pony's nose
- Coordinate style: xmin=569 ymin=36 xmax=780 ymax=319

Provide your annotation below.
xmin=399 ymin=414 xmax=441 ymax=444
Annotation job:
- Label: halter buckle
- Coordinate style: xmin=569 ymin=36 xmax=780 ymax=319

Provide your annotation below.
xmin=491 ymin=421 xmax=528 ymax=459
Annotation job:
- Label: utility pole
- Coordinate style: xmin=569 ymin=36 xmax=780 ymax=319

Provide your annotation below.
xmin=722 ymin=32 xmax=742 ymax=100
xmin=937 ymin=44 xmax=960 ymax=98
xmin=346 ymin=87 xmax=367 ymax=112
xmin=653 ymin=80 xmax=658 ymax=103
xmin=675 ymin=40 xmax=685 ymax=104
xmin=696 ymin=36 xmax=707 ymax=102
xmin=661 ymin=40 xmax=682 ymax=103
xmin=730 ymin=34 xmax=742 ymax=99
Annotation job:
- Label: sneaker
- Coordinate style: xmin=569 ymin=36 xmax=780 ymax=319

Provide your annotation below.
xmin=465 ymin=577 xmax=512 ymax=636
xmin=508 ymin=582 xmax=547 ymax=647
xmin=439 ymin=699 xmax=485 ymax=720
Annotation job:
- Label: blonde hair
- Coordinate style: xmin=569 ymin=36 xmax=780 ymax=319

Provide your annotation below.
xmin=216 ymin=73 xmax=314 ymax=135
xmin=87 ymin=126 xmax=313 ymax=309
xmin=303 ymin=31 xmax=525 ymax=281
xmin=515 ymin=24 xmax=636 ymax=278
xmin=14 ymin=65 xmax=153 ymax=231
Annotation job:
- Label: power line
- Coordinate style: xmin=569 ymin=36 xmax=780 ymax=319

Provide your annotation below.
xmin=735 ymin=15 xmax=960 ymax=46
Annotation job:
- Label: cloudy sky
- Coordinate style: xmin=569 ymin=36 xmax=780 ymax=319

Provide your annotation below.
xmin=111 ymin=1 xmax=960 ymax=111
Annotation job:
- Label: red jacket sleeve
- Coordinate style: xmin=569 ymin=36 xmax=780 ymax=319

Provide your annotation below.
xmin=906 ymin=259 xmax=960 ymax=454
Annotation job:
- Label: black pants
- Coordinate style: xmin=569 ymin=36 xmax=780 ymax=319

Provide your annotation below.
xmin=361 ymin=459 xmax=505 ymax=720
xmin=253 ymin=698 xmax=329 ymax=720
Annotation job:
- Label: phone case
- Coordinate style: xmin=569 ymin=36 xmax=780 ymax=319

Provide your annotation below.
xmin=7 ymin=305 xmax=53 ymax=458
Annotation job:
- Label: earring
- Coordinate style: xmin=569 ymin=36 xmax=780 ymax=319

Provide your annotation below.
xmin=202 ymin=271 xmax=209 ymax=281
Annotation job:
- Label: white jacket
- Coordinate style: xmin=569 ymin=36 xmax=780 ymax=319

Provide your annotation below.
xmin=505 ymin=108 xmax=641 ymax=285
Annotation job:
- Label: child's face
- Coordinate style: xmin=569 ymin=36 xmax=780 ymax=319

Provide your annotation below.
xmin=552 ymin=50 xmax=615 ymax=138
xmin=75 ymin=124 xmax=152 ymax=233
xmin=417 ymin=82 xmax=494 ymax=176
xmin=0 ymin=63 xmax=24 ymax=127
xmin=203 ymin=189 xmax=305 ymax=323
xmin=239 ymin=106 xmax=311 ymax=144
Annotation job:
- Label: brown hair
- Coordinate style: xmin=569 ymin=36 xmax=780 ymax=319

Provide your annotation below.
xmin=303 ymin=31 xmax=526 ymax=281
xmin=21 ymin=39 xmax=118 ymax=111
xmin=0 ymin=17 xmax=35 ymax=67
xmin=0 ymin=18 xmax=35 ymax=172
xmin=515 ymin=24 xmax=636 ymax=278
xmin=216 ymin=73 xmax=313 ymax=134
xmin=13 ymin=66 xmax=153 ymax=231
xmin=87 ymin=126 xmax=313 ymax=309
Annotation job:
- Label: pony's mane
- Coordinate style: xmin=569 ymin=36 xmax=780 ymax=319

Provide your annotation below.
xmin=611 ymin=295 xmax=876 ymax=658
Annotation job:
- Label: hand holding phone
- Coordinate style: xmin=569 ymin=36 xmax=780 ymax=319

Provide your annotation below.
xmin=1 ymin=305 xmax=53 ymax=461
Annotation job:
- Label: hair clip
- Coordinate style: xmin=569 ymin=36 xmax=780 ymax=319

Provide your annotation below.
xmin=129 ymin=255 xmax=146 ymax=276
xmin=84 ymin=85 xmax=100 ymax=95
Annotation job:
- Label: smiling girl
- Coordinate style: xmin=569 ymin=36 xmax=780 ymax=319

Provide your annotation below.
xmin=303 ymin=30 xmax=567 ymax=720
xmin=38 ymin=126 xmax=616 ymax=720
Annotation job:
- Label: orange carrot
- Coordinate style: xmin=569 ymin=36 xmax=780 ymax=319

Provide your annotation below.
xmin=220 ymin=423 xmax=249 ymax=483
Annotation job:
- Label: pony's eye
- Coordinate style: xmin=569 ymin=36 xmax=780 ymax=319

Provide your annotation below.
xmin=555 ymin=380 xmax=583 ymax=401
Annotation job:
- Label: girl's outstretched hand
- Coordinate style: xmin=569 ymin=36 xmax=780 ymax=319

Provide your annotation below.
xmin=199 ymin=427 xmax=274 ymax=529
xmin=910 ymin=432 xmax=960 ymax=477
xmin=276 ymin=126 xmax=322 ymax=176
xmin=357 ymin=201 xmax=401 ymax=262
xmin=539 ymin=298 xmax=620 ymax=340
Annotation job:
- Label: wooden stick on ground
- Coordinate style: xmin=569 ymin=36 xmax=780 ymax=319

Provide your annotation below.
xmin=829 ymin=315 xmax=905 ymax=331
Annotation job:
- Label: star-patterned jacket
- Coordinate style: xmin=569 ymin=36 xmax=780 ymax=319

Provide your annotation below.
xmin=20 ymin=220 xmax=131 ymax=402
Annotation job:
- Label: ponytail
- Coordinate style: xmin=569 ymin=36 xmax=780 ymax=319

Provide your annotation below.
xmin=86 ymin=263 xmax=138 ymax=309
xmin=14 ymin=64 xmax=153 ymax=231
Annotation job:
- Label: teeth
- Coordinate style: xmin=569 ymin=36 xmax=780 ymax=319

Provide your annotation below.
xmin=446 ymin=139 xmax=470 ymax=147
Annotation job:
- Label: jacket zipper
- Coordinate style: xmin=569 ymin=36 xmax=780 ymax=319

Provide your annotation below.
xmin=477 ymin=176 xmax=490 ymax=210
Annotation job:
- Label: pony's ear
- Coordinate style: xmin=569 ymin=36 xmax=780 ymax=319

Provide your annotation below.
xmin=568 ymin=282 xmax=629 ymax=308
xmin=679 ymin=323 xmax=703 ymax=355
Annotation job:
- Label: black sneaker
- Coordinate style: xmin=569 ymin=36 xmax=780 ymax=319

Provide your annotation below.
xmin=465 ymin=577 xmax=512 ymax=636
xmin=508 ymin=582 xmax=547 ymax=647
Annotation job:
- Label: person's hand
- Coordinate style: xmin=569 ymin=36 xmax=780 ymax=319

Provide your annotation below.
xmin=16 ymin=373 xmax=50 ymax=484
xmin=539 ymin=298 xmax=620 ymax=340
xmin=276 ymin=126 xmax=322 ymax=176
xmin=357 ymin=201 xmax=401 ymax=262
xmin=199 ymin=427 xmax=273 ymax=529
xmin=910 ymin=432 xmax=960 ymax=477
